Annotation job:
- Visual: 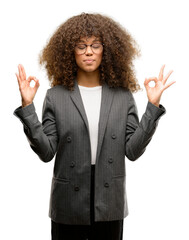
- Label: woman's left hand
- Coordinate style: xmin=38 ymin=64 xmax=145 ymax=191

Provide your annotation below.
xmin=144 ymin=65 xmax=176 ymax=107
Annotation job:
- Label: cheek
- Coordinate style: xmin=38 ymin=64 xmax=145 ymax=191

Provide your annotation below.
xmin=97 ymin=54 xmax=103 ymax=65
xmin=75 ymin=55 xmax=83 ymax=66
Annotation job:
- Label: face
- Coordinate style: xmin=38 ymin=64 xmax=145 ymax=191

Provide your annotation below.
xmin=74 ymin=36 xmax=103 ymax=73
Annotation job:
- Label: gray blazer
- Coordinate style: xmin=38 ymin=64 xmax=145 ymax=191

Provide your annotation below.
xmin=13 ymin=80 xmax=165 ymax=225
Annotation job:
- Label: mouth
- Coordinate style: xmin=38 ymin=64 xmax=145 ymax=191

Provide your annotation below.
xmin=84 ymin=59 xmax=94 ymax=64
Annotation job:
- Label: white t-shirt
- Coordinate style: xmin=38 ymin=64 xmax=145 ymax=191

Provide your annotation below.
xmin=78 ymin=85 xmax=102 ymax=165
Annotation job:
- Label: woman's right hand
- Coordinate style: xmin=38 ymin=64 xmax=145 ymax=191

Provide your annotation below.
xmin=15 ymin=64 xmax=40 ymax=107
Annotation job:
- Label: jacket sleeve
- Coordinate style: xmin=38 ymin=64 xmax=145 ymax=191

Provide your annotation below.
xmin=13 ymin=89 xmax=58 ymax=162
xmin=125 ymin=91 xmax=166 ymax=161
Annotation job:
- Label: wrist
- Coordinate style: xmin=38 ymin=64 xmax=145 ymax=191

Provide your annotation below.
xmin=22 ymin=101 xmax=32 ymax=108
xmin=149 ymin=101 xmax=160 ymax=108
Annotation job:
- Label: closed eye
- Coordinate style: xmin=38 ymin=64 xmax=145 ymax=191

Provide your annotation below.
xmin=92 ymin=43 xmax=101 ymax=48
xmin=77 ymin=44 xmax=86 ymax=49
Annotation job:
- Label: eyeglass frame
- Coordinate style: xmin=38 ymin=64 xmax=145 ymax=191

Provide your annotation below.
xmin=74 ymin=43 xmax=104 ymax=55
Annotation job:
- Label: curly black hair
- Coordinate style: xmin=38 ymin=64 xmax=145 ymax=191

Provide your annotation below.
xmin=39 ymin=12 xmax=141 ymax=92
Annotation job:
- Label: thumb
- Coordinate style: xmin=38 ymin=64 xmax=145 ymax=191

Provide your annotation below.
xmin=144 ymin=78 xmax=150 ymax=90
xmin=33 ymin=78 xmax=40 ymax=91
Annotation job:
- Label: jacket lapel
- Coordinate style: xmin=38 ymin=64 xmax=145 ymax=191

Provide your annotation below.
xmin=70 ymin=80 xmax=115 ymax=164
xmin=70 ymin=80 xmax=90 ymax=131
xmin=96 ymin=83 xmax=115 ymax=164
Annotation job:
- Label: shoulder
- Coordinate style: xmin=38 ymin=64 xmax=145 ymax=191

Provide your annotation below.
xmin=47 ymin=84 xmax=70 ymax=96
xmin=112 ymin=86 xmax=132 ymax=99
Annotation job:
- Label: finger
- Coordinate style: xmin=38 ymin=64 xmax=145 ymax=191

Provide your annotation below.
xmin=27 ymin=76 xmax=37 ymax=82
xmin=158 ymin=64 xmax=165 ymax=81
xmin=163 ymin=70 xmax=173 ymax=85
xmin=18 ymin=64 xmax=25 ymax=81
xmin=144 ymin=78 xmax=149 ymax=91
xmin=20 ymin=64 xmax=27 ymax=80
xmin=163 ymin=81 xmax=176 ymax=91
xmin=28 ymin=77 xmax=40 ymax=90
xmin=34 ymin=79 xmax=40 ymax=90
xmin=144 ymin=77 xmax=158 ymax=86
xmin=15 ymin=73 xmax=21 ymax=85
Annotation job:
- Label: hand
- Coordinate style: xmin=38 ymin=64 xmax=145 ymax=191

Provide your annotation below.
xmin=15 ymin=64 xmax=40 ymax=107
xmin=144 ymin=65 xmax=176 ymax=107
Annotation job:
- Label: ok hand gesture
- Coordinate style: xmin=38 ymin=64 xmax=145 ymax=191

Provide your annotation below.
xmin=144 ymin=65 xmax=176 ymax=107
xmin=15 ymin=64 xmax=40 ymax=107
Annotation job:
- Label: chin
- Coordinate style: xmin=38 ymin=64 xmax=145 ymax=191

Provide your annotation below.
xmin=85 ymin=69 xmax=97 ymax=73
xmin=82 ymin=67 xmax=98 ymax=73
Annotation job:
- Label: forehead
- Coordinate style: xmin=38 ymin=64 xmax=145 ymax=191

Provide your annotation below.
xmin=78 ymin=36 xmax=101 ymax=42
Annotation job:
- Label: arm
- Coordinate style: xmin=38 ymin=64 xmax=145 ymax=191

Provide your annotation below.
xmin=13 ymin=89 xmax=58 ymax=162
xmin=125 ymin=93 xmax=165 ymax=161
xmin=125 ymin=64 xmax=175 ymax=161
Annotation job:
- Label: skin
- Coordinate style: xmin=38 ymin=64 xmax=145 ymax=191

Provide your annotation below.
xmin=144 ymin=65 xmax=175 ymax=106
xmin=74 ymin=36 xmax=103 ymax=87
xmin=15 ymin=36 xmax=175 ymax=108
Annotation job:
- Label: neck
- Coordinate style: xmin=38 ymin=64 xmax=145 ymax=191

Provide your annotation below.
xmin=76 ymin=68 xmax=101 ymax=87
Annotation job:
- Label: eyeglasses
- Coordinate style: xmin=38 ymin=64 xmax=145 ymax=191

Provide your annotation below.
xmin=75 ymin=43 xmax=104 ymax=55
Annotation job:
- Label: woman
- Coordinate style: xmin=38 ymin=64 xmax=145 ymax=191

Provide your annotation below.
xmin=13 ymin=13 xmax=175 ymax=240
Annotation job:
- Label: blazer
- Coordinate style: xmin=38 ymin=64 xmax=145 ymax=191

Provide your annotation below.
xmin=13 ymin=80 xmax=166 ymax=225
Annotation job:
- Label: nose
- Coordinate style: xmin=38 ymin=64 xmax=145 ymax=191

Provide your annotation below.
xmin=85 ymin=45 xmax=93 ymax=55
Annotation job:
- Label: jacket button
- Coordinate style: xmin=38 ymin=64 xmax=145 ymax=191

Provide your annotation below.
xmin=111 ymin=134 xmax=116 ymax=139
xmin=104 ymin=182 xmax=109 ymax=188
xmin=67 ymin=136 xmax=72 ymax=142
xmin=74 ymin=186 xmax=80 ymax=191
xmin=108 ymin=157 xmax=113 ymax=163
xmin=70 ymin=161 xmax=75 ymax=168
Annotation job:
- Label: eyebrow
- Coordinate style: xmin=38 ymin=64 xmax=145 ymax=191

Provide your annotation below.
xmin=78 ymin=39 xmax=101 ymax=43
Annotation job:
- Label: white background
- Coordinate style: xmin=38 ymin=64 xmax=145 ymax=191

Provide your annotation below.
xmin=1 ymin=0 xmax=189 ymax=239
